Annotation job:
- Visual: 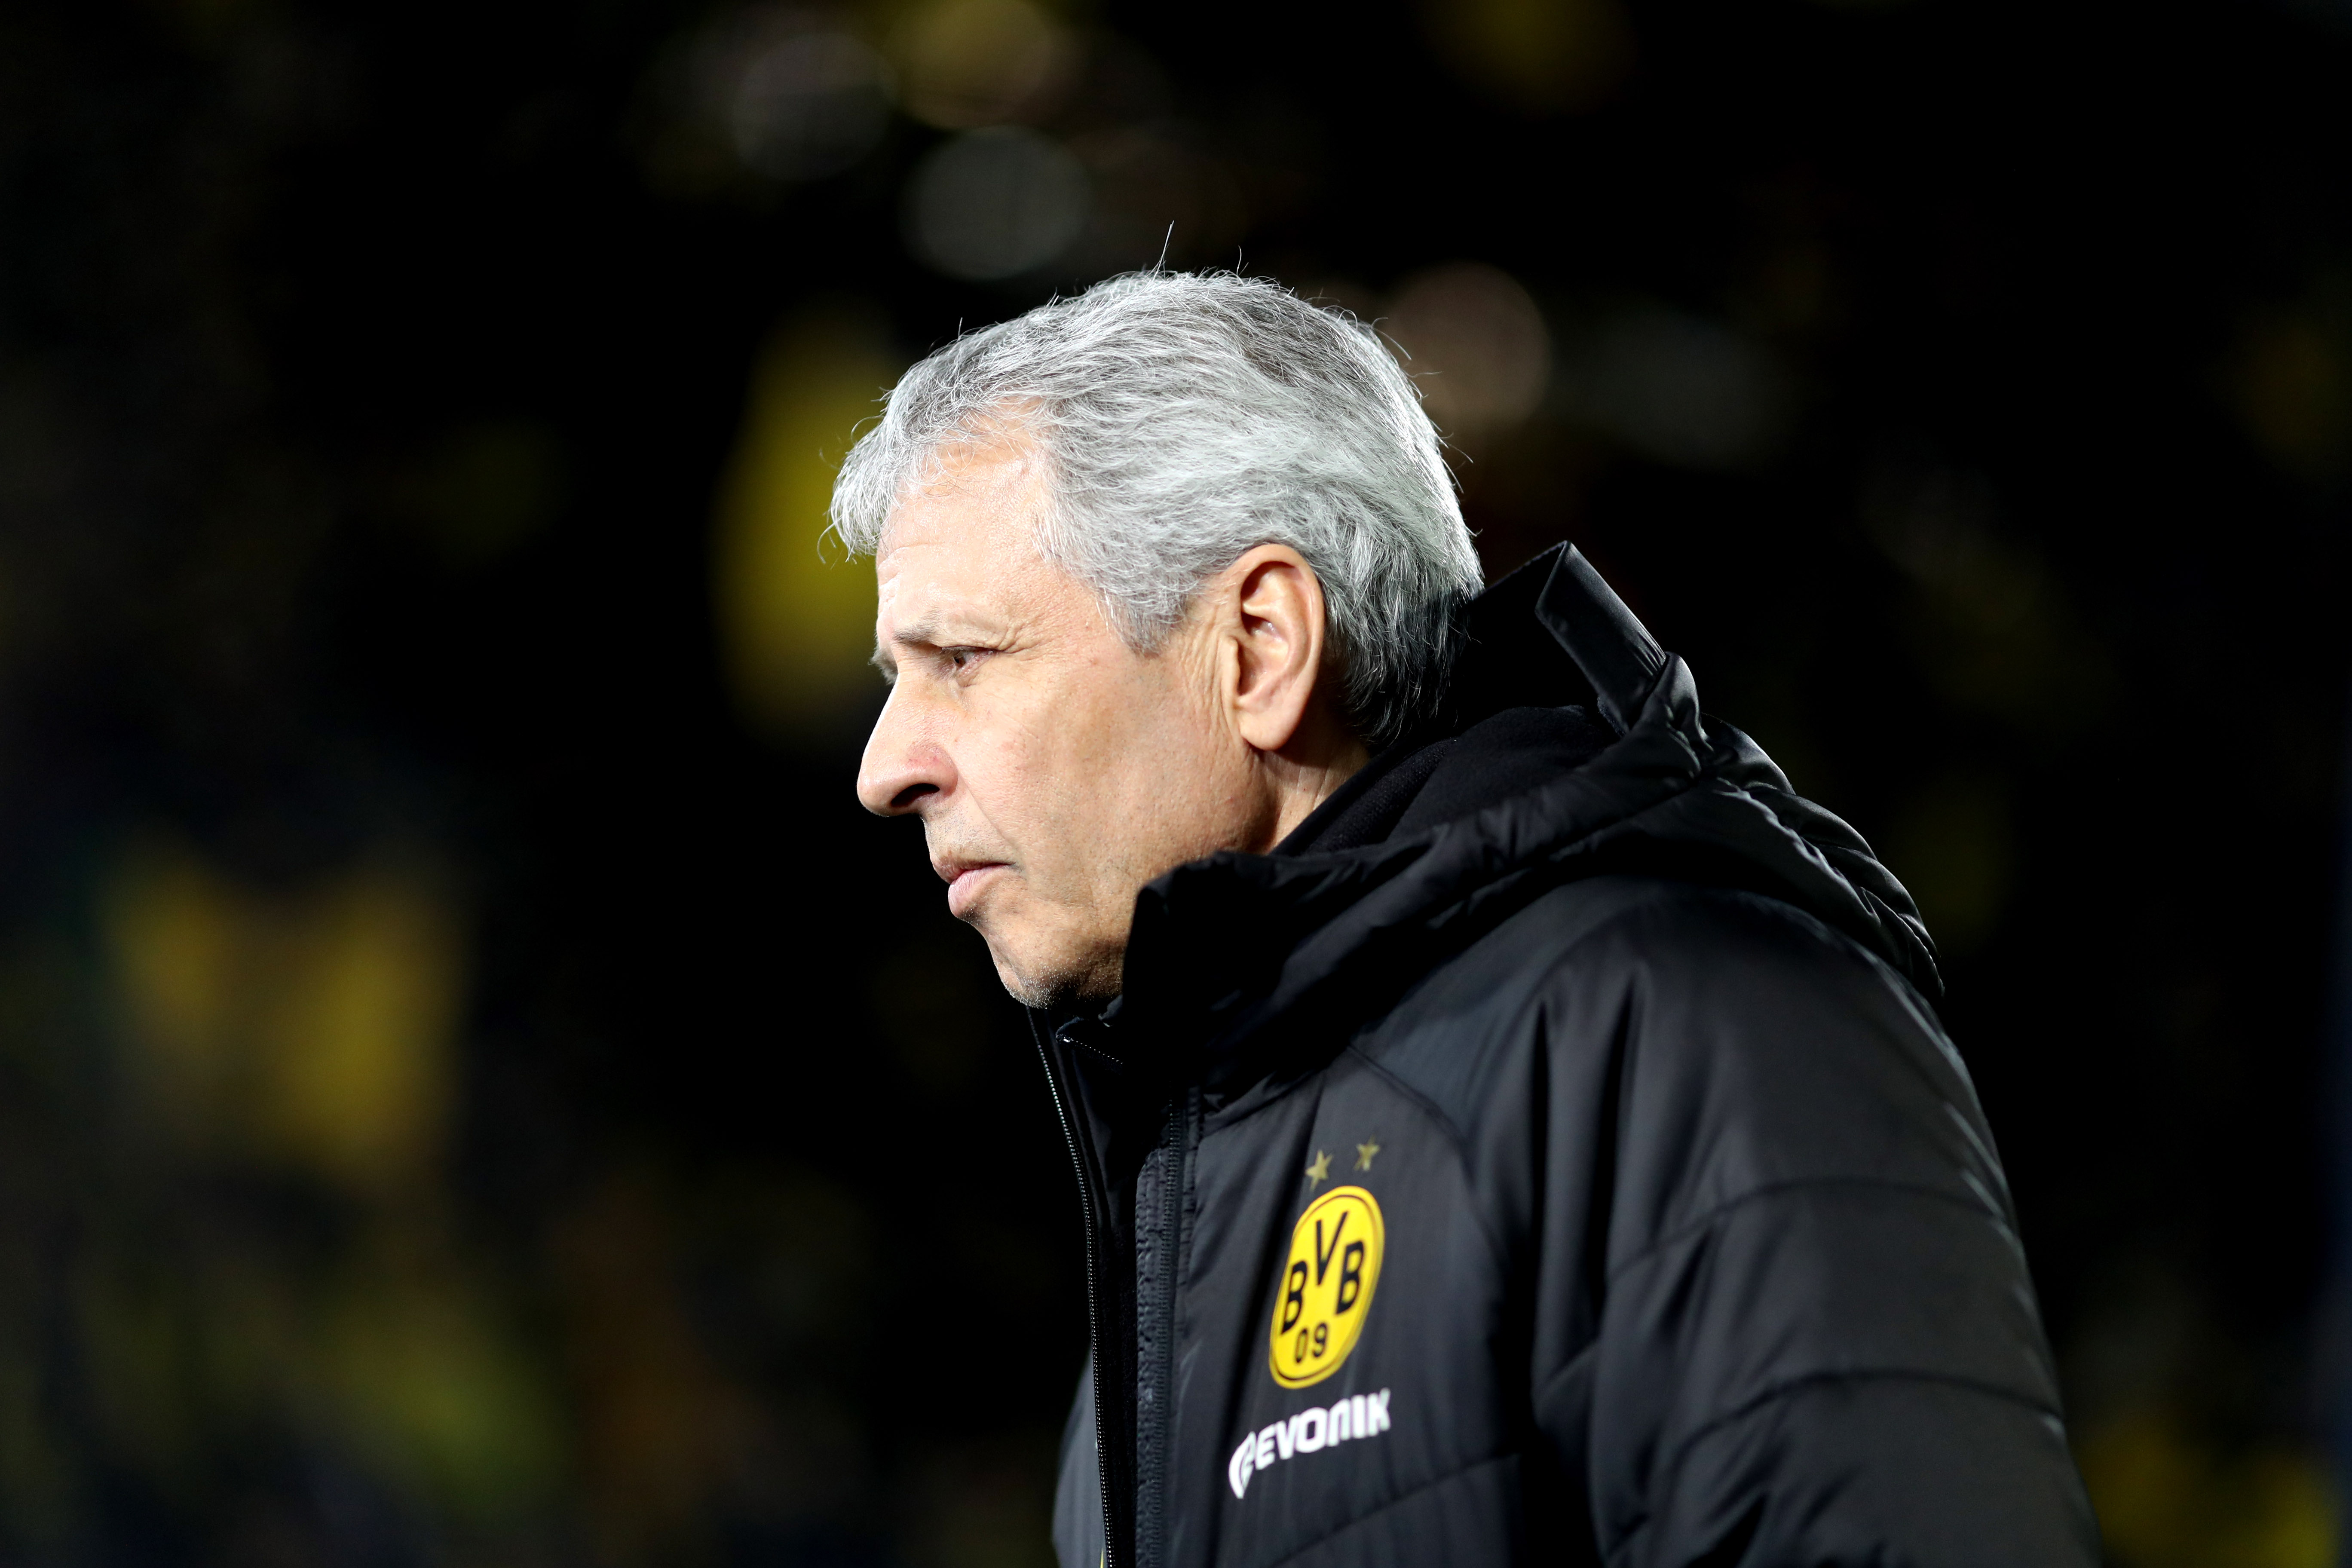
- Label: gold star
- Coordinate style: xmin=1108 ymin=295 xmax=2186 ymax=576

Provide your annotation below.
xmin=1305 ymin=1150 xmax=1332 ymax=1187
xmin=1355 ymin=1140 xmax=1381 ymax=1172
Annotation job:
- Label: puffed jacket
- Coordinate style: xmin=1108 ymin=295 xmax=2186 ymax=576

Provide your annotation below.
xmin=1041 ymin=544 xmax=2098 ymax=1568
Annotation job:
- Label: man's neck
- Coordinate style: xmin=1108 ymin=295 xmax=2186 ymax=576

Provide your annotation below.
xmin=1263 ymin=736 xmax=1371 ymax=848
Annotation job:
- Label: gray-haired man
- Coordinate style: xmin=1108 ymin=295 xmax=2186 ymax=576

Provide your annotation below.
xmin=845 ymin=272 xmax=2096 ymax=1568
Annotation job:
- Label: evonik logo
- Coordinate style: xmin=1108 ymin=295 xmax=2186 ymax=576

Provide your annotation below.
xmin=1226 ymin=1389 xmax=1392 ymax=1499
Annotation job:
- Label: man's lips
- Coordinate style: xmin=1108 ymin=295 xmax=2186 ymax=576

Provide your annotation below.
xmin=937 ymin=860 xmax=1008 ymax=918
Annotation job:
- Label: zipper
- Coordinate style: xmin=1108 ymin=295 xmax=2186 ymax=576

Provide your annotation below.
xmin=1037 ymin=1026 xmax=1120 ymax=1568
xmin=1135 ymin=1091 xmax=1191 ymax=1568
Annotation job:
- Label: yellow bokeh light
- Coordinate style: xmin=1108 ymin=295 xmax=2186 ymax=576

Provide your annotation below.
xmin=2080 ymin=1409 xmax=2338 ymax=1568
xmin=2231 ymin=307 xmax=2352 ymax=482
xmin=1424 ymin=0 xmax=1633 ymax=115
xmin=714 ymin=303 xmax=902 ymax=733
xmin=322 ymin=1255 xmax=563 ymax=1519
xmin=888 ymin=0 xmax=1073 ymax=131
xmin=106 ymin=846 xmax=462 ymax=1197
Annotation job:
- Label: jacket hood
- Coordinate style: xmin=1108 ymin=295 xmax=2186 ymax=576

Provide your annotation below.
xmin=1099 ymin=543 xmax=1939 ymax=1078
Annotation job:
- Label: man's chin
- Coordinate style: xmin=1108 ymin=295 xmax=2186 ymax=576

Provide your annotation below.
xmin=993 ymin=963 xmax=1064 ymax=1012
xmin=982 ymin=933 xmax=1121 ymax=1014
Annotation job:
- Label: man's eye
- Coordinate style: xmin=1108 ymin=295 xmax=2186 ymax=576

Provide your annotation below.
xmin=946 ymin=647 xmax=988 ymax=673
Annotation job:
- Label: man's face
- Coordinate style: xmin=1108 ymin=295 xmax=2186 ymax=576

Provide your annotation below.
xmin=856 ymin=438 xmax=1259 ymax=1008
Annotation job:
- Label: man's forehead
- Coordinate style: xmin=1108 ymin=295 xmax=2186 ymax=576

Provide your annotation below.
xmin=875 ymin=450 xmax=1049 ymax=607
xmin=887 ymin=437 xmax=1043 ymax=532
xmin=873 ymin=549 xmax=1002 ymax=639
xmin=873 ymin=515 xmax=1020 ymax=618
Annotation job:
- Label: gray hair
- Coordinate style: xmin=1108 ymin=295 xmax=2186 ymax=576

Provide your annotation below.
xmin=828 ymin=271 xmax=1485 ymax=747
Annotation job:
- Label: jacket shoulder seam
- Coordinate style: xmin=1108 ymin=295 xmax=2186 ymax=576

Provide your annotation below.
xmin=1422 ymin=880 xmax=1871 ymax=1032
xmin=1354 ymin=881 xmax=1857 ymax=1115
xmin=1549 ymin=880 xmax=1879 ymax=972
xmin=1605 ymin=1175 xmax=2011 ymax=1286
xmin=1344 ymin=1046 xmax=1515 ymax=1277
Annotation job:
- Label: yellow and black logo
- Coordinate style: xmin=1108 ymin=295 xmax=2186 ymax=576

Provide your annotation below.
xmin=1268 ymin=1185 xmax=1384 ymax=1388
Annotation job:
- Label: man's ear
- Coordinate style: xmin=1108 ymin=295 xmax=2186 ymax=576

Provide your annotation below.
xmin=1219 ymin=545 xmax=1331 ymax=755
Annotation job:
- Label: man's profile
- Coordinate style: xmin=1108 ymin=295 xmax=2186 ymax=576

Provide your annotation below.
xmin=839 ymin=272 xmax=2095 ymax=1567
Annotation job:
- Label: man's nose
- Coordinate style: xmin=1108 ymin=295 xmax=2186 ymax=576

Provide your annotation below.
xmin=856 ymin=686 xmax=952 ymax=817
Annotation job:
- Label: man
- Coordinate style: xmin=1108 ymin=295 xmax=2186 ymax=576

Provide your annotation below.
xmin=841 ymin=272 xmax=2095 ymax=1567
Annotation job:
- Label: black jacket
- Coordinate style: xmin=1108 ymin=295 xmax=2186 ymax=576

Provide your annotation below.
xmin=1041 ymin=545 xmax=2097 ymax=1568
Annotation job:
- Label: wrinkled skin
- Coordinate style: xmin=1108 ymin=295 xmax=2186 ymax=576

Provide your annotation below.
xmin=856 ymin=435 xmax=1366 ymax=1008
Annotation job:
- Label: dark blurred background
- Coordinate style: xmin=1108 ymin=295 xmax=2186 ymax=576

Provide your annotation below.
xmin=0 ymin=0 xmax=2346 ymax=1563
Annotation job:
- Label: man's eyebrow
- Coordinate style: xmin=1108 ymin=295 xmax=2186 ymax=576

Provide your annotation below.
xmin=870 ymin=618 xmax=941 ymax=680
xmin=889 ymin=618 xmax=941 ymax=649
